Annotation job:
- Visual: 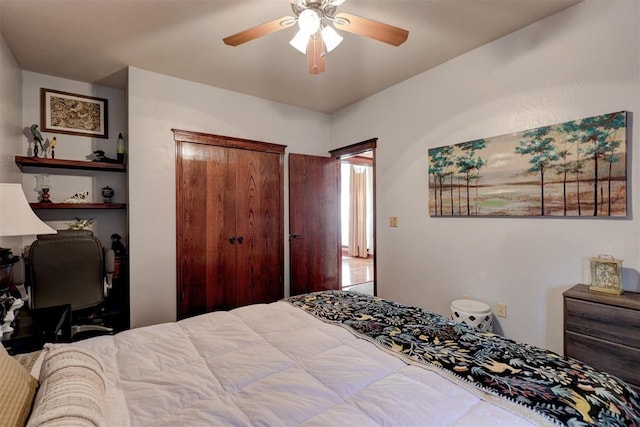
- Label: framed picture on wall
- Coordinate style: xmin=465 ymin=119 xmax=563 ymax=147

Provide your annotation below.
xmin=427 ymin=111 xmax=628 ymax=218
xmin=41 ymin=88 xmax=108 ymax=138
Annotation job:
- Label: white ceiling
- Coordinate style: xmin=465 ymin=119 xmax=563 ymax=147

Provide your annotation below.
xmin=0 ymin=0 xmax=581 ymax=114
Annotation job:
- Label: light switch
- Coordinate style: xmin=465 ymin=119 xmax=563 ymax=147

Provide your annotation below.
xmin=389 ymin=217 xmax=398 ymax=227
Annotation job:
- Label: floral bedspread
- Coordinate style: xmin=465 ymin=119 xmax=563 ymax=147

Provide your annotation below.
xmin=286 ymin=291 xmax=640 ymax=426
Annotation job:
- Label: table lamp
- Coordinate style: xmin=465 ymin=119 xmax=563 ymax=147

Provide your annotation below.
xmin=0 ymin=183 xmax=57 ymax=296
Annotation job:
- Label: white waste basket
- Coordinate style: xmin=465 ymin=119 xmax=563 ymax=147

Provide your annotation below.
xmin=450 ymin=299 xmax=493 ymax=332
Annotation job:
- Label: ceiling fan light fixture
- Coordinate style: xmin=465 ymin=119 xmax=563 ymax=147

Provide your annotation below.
xmin=321 ymin=25 xmax=342 ymax=52
xmin=289 ymin=29 xmax=309 ymax=54
xmin=298 ymin=9 xmax=321 ymax=35
xmin=223 ymin=0 xmax=409 ymax=74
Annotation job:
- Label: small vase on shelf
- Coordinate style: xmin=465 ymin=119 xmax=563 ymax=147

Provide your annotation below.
xmin=40 ymin=188 xmax=51 ymax=203
xmin=101 ymin=186 xmax=115 ymax=204
xmin=36 ymin=174 xmax=52 ymax=203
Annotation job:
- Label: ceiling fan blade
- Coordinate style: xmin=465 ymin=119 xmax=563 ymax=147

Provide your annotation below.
xmin=223 ymin=16 xmax=296 ymax=46
xmin=334 ymin=12 xmax=409 ymax=46
xmin=307 ymin=34 xmax=326 ymax=74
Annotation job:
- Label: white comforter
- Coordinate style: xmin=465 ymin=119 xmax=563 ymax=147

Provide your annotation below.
xmin=76 ymin=301 xmax=542 ymax=426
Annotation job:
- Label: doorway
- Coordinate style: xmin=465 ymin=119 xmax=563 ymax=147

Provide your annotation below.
xmin=330 ymin=139 xmax=377 ymax=296
xmin=289 ymin=140 xmax=377 ymax=297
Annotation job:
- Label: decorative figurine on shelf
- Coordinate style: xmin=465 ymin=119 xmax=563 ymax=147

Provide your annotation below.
xmin=66 ymin=218 xmax=93 ymax=230
xmin=93 ymin=150 xmax=119 ymax=163
xmin=111 ymin=233 xmax=126 ymax=256
xmin=101 ymin=186 xmax=115 ymax=204
xmin=50 ymin=137 xmax=57 ymax=159
xmin=63 ymin=191 xmax=90 ymax=204
xmin=30 ymin=124 xmax=44 ymax=158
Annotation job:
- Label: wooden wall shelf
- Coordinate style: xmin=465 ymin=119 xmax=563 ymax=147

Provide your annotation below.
xmin=30 ymin=203 xmax=126 ymax=210
xmin=15 ymin=156 xmax=126 ymax=173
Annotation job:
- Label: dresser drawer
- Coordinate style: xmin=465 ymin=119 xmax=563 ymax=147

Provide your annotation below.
xmin=565 ymin=331 xmax=640 ymax=389
xmin=565 ymin=298 xmax=640 ymax=348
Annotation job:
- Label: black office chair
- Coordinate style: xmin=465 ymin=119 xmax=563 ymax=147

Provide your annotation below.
xmin=27 ymin=230 xmax=115 ymax=339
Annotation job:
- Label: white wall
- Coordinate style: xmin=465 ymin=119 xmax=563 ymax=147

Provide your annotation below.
xmin=330 ymin=0 xmax=640 ymax=353
xmin=20 ymin=72 xmax=127 ymax=247
xmin=128 ymin=67 xmax=330 ymax=327
xmin=0 ymin=32 xmax=21 ymax=183
xmin=0 ymin=31 xmax=23 ymax=251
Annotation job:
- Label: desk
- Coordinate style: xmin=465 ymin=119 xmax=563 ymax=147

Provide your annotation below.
xmin=1 ymin=304 xmax=71 ymax=355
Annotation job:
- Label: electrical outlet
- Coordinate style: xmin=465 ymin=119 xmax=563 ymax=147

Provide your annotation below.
xmin=496 ymin=303 xmax=507 ymax=318
xmin=389 ymin=217 xmax=398 ymax=227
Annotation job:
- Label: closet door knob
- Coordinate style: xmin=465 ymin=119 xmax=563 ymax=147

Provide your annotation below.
xmin=237 ymin=236 xmax=244 ymax=244
xmin=229 ymin=237 xmax=236 ymax=244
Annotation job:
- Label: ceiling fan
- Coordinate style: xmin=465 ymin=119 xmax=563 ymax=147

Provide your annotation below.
xmin=223 ymin=0 xmax=409 ymax=74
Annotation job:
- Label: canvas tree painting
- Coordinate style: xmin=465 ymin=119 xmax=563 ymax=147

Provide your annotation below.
xmin=428 ymin=111 xmax=628 ymax=217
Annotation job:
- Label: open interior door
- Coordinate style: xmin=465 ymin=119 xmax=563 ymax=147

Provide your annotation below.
xmin=289 ymin=153 xmax=340 ymax=295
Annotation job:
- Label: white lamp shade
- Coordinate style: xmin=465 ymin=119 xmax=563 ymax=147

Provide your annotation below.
xmin=322 ymin=26 xmax=343 ymax=52
xmin=289 ymin=29 xmax=309 ymax=54
xmin=0 ymin=183 xmax=56 ymax=237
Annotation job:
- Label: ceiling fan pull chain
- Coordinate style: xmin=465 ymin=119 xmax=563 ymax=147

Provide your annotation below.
xmin=313 ymin=34 xmax=318 ymax=70
xmin=308 ymin=33 xmax=317 ymax=71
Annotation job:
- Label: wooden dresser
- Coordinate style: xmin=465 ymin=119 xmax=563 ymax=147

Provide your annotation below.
xmin=563 ymin=284 xmax=640 ymax=392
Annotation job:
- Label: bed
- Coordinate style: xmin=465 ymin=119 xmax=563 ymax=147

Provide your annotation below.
xmin=3 ymin=291 xmax=639 ymax=426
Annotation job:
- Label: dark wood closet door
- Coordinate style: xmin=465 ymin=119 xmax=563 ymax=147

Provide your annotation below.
xmin=289 ymin=153 xmax=340 ymax=295
xmin=178 ymin=143 xmax=236 ymax=318
xmin=234 ymin=149 xmax=283 ymax=307
xmin=175 ymin=129 xmax=285 ymax=320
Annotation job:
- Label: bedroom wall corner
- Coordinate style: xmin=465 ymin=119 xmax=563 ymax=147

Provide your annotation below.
xmin=0 ymin=30 xmax=24 ymax=253
xmin=0 ymin=31 xmax=22 ymax=183
xmin=328 ymin=0 xmax=640 ymax=354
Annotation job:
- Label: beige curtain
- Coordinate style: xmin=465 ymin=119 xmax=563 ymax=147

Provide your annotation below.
xmin=348 ymin=165 xmax=368 ymax=258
